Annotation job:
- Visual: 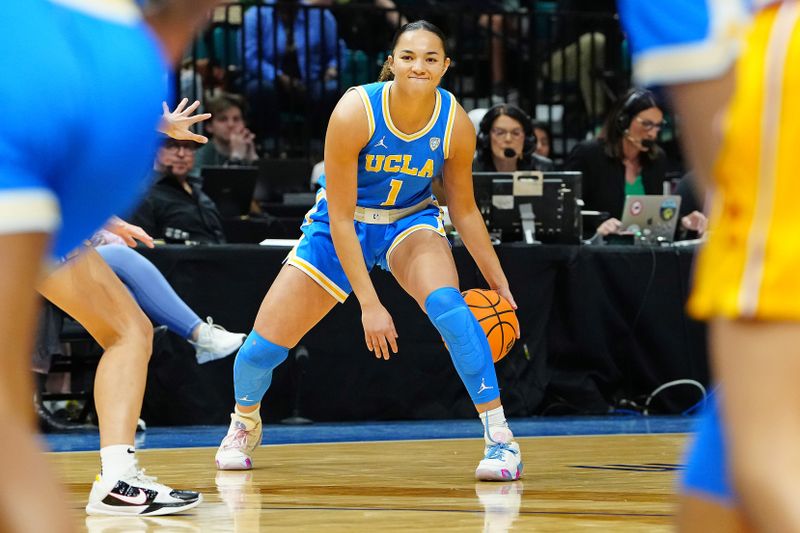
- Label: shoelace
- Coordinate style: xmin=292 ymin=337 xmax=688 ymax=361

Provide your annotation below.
xmin=485 ymin=442 xmax=517 ymax=461
xmin=120 ymin=467 xmax=159 ymax=489
xmin=222 ymin=427 xmax=250 ymax=450
xmin=204 ymin=317 xmax=233 ymax=336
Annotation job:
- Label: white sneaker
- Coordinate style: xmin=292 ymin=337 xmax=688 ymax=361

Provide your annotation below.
xmin=215 ymin=413 xmax=262 ymax=470
xmin=476 ymin=428 xmax=523 ymax=482
xmin=189 ymin=317 xmax=246 ymax=364
xmin=85 ymin=468 xmax=202 ymax=516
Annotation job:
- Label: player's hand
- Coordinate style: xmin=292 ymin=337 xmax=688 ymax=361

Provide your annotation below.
xmin=104 ymin=217 xmax=155 ymax=248
xmin=361 ymin=302 xmax=398 ymax=360
xmin=681 ymin=210 xmax=708 ymax=235
xmin=159 ymin=98 xmax=211 ymax=143
xmin=493 ymin=285 xmax=521 ymax=338
xmin=596 ymin=217 xmax=622 ymax=236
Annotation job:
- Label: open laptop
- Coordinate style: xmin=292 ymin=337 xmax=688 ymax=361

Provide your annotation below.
xmin=620 ymin=194 xmax=682 ymax=244
xmin=201 ymin=166 xmax=259 ymax=218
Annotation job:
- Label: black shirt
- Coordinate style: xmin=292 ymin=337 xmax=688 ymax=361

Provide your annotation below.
xmin=564 ymin=139 xmax=667 ymax=236
xmin=130 ymin=173 xmax=226 ymax=244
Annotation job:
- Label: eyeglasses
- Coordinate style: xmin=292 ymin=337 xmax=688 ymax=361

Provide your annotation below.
xmin=162 ymin=141 xmax=198 ymax=152
xmin=490 ymin=127 xmax=525 ymax=139
xmin=635 ymin=117 xmax=667 ymax=131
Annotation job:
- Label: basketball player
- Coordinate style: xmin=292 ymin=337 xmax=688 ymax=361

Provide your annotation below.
xmin=0 ymin=1 xmax=220 ymax=530
xmin=216 ymin=21 xmax=523 ymax=482
xmin=618 ymin=1 xmax=800 ymax=530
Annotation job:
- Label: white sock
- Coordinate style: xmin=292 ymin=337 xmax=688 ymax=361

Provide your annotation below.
xmin=234 ymin=406 xmax=261 ymax=430
xmin=481 ymin=406 xmax=511 ymax=444
xmin=100 ymin=444 xmax=137 ymax=482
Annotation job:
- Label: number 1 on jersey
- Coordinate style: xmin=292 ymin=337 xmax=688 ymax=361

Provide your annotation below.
xmin=381 ymin=179 xmax=403 ymax=206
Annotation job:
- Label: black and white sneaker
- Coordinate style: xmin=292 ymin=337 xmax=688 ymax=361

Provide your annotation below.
xmin=85 ymin=468 xmax=202 ymax=516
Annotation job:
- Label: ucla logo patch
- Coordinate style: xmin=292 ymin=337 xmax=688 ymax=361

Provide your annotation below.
xmin=429 ymin=137 xmax=441 ymax=151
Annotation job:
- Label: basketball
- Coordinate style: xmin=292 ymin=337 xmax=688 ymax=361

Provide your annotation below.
xmin=462 ymin=288 xmax=519 ymax=363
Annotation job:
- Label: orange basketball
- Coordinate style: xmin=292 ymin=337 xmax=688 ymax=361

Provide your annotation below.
xmin=462 ymin=288 xmax=519 ymax=363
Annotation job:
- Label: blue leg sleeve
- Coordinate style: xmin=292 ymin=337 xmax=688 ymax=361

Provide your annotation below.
xmin=425 ymin=287 xmax=500 ymax=405
xmin=233 ymin=330 xmax=289 ymax=406
xmin=96 ymin=244 xmax=202 ymax=339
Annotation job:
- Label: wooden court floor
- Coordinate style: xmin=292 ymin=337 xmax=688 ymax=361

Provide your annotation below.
xmin=51 ymin=433 xmax=687 ymax=532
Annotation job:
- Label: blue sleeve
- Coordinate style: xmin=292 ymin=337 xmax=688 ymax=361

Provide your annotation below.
xmin=244 ymin=6 xmax=278 ymax=80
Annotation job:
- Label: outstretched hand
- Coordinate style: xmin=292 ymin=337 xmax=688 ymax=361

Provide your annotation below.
xmin=361 ymin=302 xmax=399 ymax=360
xmin=104 ymin=217 xmax=155 ymax=248
xmin=159 ymin=98 xmax=211 ymax=143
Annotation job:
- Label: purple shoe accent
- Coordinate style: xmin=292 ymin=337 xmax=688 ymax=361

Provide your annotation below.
xmin=245 ymin=458 xmax=252 ymax=468
xmin=501 ymin=469 xmax=511 ymax=480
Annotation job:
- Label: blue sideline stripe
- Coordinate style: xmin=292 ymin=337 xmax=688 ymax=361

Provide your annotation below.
xmin=44 ymin=416 xmax=695 ymax=453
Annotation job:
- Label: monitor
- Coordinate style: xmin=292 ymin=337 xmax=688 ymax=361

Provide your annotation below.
xmin=253 ymin=158 xmax=313 ymax=204
xmin=200 ymin=166 xmax=259 ymax=218
xmin=472 ymin=171 xmax=583 ymax=244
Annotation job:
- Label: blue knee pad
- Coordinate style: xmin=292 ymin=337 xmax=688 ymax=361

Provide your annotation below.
xmin=425 ymin=287 xmax=500 ymax=404
xmin=233 ymin=330 xmax=289 ymax=406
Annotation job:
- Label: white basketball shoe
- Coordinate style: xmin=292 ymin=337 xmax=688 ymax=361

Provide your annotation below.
xmin=476 ymin=427 xmax=523 ymax=481
xmin=85 ymin=467 xmax=202 ymax=516
xmin=215 ymin=413 xmax=262 ymax=470
xmin=190 ymin=318 xmax=246 ymax=364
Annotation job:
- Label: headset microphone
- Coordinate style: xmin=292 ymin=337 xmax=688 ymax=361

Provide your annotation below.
xmin=625 ymin=130 xmax=655 ymax=152
xmin=503 ymin=148 xmax=517 ymax=158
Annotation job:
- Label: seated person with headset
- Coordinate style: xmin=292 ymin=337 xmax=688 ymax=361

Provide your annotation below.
xmin=564 ymin=88 xmax=706 ymax=238
xmin=473 ymin=103 xmax=554 ymax=172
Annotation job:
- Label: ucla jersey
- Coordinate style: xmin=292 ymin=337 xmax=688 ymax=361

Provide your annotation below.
xmin=319 ymin=81 xmax=458 ymax=209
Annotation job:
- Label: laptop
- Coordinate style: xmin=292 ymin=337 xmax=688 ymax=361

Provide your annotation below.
xmin=620 ymin=194 xmax=682 ymax=244
xmin=200 ymin=166 xmax=259 ymax=218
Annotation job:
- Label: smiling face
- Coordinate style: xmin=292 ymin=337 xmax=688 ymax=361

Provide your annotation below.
xmin=387 ymin=29 xmax=450 ymax=94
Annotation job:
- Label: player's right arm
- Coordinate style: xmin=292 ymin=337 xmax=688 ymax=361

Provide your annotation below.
xmin=325 ymin=91 xmax=399 ymax=360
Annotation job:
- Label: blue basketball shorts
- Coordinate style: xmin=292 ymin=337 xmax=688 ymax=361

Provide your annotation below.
xmin=681 ymin=391 xmax=735 ymax=504
xmin=0 ymin=0 xmax=167 ymax=258
xmin=617 ymin=0 xmax=753 ymax=86
xmin=285 ymin=189 xmax=447 ymax=302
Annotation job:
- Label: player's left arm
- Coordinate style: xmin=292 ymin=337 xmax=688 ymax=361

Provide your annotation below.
xmin=443 ymin=105 xmax=519 ymax=317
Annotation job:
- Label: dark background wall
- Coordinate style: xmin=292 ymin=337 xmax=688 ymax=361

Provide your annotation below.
xmin=137 ymin=244 xmax=708 ymax=425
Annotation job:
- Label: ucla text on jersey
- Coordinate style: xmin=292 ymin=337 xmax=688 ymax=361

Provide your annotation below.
xmin=318 ymin=81 xmax=457 ymax=209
